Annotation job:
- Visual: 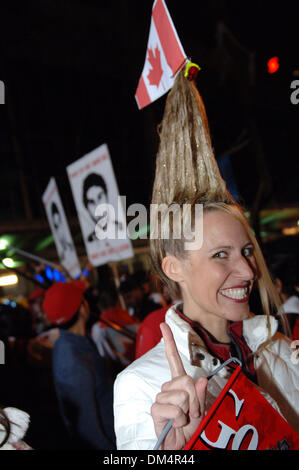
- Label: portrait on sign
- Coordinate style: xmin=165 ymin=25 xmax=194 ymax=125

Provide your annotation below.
xmin=42 ymin=178 xmax=81 ymax=278
xmin=82 ymin=172 xmax=125 ymax=244
xmin=67 ymin=144 xmax=133 ymax=267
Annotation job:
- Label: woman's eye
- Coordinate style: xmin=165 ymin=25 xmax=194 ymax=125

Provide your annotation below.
xmin=243 ymin=246 xmax=254 ymax=257
xmin=212 ymin=251 xmax=227 ymax=259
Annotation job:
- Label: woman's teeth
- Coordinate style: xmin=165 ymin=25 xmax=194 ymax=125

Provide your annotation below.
xmin=219 ymin=287 xmax=248 ymax=300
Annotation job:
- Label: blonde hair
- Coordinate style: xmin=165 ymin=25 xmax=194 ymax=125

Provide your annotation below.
xmin=150 ymin=67 xmax=289 ymax=341
xmin=151 ymin=70 xmax=232 ymax=206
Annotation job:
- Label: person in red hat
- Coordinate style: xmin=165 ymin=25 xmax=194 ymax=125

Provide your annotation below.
xmin=42 ymin=281 xmax=116 ymax=450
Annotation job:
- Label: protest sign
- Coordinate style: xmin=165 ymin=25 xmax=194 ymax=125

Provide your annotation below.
xmin=67 ymin=144 xmax=133 ymax=267
xmin=42 ymin=177 xmax=81 ymax=278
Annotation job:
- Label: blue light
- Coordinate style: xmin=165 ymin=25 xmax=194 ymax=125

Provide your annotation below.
xmin=53 ymin=269 xmax=60 ymax=282
xmin=35 ymin=274 xmax=45 ymax=283
xmin=45 ymin=266 xmax=53 ymax=280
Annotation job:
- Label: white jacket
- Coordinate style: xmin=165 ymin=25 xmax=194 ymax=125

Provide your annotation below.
xmin=114 ymin=305 xmax=299 ymax=450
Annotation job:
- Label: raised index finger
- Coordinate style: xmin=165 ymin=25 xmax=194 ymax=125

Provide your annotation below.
xmin=160 ymin=322 xmax=186 ymax=378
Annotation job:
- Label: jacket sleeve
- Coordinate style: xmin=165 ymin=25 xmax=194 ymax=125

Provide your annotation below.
xmin=255 ymin=333 xmax=299 ymax=433
xmin=113 ymin=369 xmax=158 ymax=450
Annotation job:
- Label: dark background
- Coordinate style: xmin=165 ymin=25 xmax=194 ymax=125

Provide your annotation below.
xmin=0 ymin=0 xmax=298 ymax=227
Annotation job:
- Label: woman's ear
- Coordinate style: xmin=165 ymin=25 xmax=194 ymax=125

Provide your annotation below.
xmin=162 ymin=254 xmax=184 ymax=284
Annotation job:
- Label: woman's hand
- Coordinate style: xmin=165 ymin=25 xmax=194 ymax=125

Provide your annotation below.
xmin=151 ymin=323 xmax=208 ymax=450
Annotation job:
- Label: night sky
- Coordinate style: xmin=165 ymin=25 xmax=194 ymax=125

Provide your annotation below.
xmin=0 ymin=0 xmax=298 ymax=226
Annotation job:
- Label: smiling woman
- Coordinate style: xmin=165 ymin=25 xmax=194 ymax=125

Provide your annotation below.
xmin=113 ymin=66 xmax=299 ymax=450
xmin=162 ymin=210 xmax=257 ymax=344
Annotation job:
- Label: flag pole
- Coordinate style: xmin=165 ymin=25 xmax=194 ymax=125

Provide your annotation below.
xmin=109 ymin=261 xmax=126 ymax=309
xmin=7 ymin=245 xmax=60 ymax=269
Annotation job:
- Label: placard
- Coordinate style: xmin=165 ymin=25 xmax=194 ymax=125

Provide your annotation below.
xmin=67 ymin=144 xmax=133 ymax=267
xmin=42 ymin=178 xmax=81 ymax=278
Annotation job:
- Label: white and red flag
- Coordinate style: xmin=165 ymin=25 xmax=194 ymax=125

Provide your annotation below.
xmin=135 ymin=0 xmax=187 ymax=109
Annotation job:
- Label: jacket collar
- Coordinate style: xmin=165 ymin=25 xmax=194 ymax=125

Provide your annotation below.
xmin=165 ymin=303 xmax=278 ymax=361
xmin=165 ymin=303 xmax=194 ymax=360
xmin=165 ymin=306 xmax=224 ymax=377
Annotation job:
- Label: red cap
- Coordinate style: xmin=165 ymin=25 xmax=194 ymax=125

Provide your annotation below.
xmin=42 ymin=281 xmax=86 ymax=326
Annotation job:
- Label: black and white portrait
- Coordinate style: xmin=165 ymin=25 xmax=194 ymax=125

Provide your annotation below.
xmin=42 ymin=177 xmax=81 ymax=278
xmin=82 ymin=172 xmax=124 ymax=243
xmin=50 ymin=201 xmax=75 ymax=260
xmin=67 ymin=144 xmax=133 ymax=267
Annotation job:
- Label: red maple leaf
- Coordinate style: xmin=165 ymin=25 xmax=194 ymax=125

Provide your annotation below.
xmin=147 ymin=45 xmax=163 ymax=87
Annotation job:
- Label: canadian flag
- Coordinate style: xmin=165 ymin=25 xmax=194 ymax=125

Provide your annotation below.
xmin=135 ymin=0 xmax=187 ymax=109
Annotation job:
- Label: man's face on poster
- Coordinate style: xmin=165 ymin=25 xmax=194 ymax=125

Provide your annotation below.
xmin=52 ymin=209 xmax=65 ymax=241
xmin=86 ymin=185 xmax=108 ymax=225
xmin=53 ymin=211 xmax=61 ymax=230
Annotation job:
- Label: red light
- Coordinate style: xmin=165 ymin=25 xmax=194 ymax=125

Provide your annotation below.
xmin=267 ymin=56 xmax=279 ymax=74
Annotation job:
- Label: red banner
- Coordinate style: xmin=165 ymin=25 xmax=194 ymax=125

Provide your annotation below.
xmin=184 ymin=366 xmax=299 ymax=450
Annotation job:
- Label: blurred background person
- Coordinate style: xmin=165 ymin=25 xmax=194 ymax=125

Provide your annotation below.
xmin=42 ymin=281 xmax=116 ymax=450
xmin=132 ymin=270 xmax=167 ymax=308
xmin=91 ymin=287 xmax=139 ymax=372
xmin=267 ymin=252 xmax=299 ymax=339
xmin=118 ymin=276 xmax=162 ymax=322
